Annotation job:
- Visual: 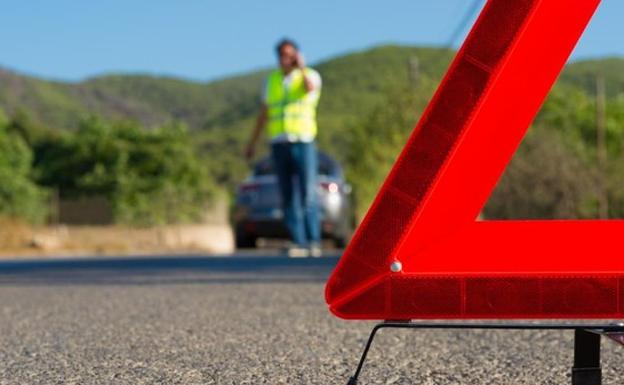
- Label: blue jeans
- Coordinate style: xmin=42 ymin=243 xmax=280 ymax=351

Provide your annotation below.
xmin=271 ymin=141 xmax=320 ymax=247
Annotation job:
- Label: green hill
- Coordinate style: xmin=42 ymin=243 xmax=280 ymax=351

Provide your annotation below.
xmin=560 ymin=57 xmax=624 ymax=97
xmin=0 ymin=45 xmax=457 ymax=187
xmin=0 ymin=46 xmax=455 ymax=132
xmin=2 ymin=45 xmax=624 ymax=220
xmin=2 ymin=46 xmax=624 ymax=134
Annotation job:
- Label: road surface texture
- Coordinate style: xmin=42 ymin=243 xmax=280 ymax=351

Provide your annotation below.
xmin=1 ymin=253 xmax=623 ymax=385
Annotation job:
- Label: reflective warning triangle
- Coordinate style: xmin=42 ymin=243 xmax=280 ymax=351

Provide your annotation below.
xmin=325 ymin=0 xmax=624 ymax=319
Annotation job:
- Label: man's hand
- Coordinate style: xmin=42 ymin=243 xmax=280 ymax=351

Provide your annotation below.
xmin=295 ymin=52 xmax=306 ymax=69
xmin=296 ymin=53 xmax=316 ymax=92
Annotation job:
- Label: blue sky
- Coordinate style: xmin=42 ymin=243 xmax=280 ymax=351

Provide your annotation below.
xmin=2 ymin=0 xmax=622 ymax=82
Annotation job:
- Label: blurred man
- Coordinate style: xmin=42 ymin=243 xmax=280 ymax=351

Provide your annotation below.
xmin=245 ymin=38 xmax=322 ymax=257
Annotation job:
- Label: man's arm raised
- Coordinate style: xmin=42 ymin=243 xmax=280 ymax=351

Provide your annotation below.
xmin=296 ymin=53 xmax=316 ymax=93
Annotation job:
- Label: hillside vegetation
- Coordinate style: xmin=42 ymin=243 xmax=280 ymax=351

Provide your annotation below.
xmin=1 ymin=45 xmax=623 ymax=223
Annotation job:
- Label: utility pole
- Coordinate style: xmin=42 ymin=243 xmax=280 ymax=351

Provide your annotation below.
xmin=408 ymin=56 xmax=420 ymax=87
xmin=596 ymin=74 xmax=608 ymax=219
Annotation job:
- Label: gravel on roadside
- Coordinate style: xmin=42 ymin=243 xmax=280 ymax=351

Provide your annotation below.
xmin=1 ymin=268 xmax=624 ymax=384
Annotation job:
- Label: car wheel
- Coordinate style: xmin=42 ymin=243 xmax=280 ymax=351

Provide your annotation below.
xmin=333 ymin=214 xmax=354 ymax=249
xmin=333 ymin=227 xmax=353 ymax=248
xmin=333 ymin=236 xmax=347 ymax=249
xmin=235 ymin=226 xmax=257 ymax=249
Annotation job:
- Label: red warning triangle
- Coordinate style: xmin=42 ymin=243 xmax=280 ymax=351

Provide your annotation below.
xmin=325 ymin=0 xmax=624 ymax=319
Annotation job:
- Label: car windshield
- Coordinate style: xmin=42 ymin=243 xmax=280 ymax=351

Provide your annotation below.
xmin=253 ymin=152 xmax=342 ymax=178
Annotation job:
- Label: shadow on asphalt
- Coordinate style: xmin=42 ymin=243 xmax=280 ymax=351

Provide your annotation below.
xmin=0 ymin=252 xmax=341 ymax=286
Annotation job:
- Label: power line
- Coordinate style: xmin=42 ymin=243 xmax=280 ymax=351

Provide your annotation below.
xmin=409 ymin=1 xmax=484 ymax=86
xmin=445 ymin=0 xmax=484 ymax=48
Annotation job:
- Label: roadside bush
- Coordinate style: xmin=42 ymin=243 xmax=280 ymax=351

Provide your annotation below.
xmin=484 ymin=128 xmax=599 ymax=219
xmin=35 ymin=117 xmax=215 ymax=225
xmin=346 ymin=82 xmax=623 ymax=220
xmin=0 ymin=123 xmax=48 ymax=223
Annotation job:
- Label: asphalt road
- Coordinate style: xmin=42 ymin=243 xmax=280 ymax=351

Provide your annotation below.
xmin=1 ymin=252 xmax=623 ymax=385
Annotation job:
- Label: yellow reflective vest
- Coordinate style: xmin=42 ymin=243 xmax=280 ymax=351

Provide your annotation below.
xmin=265 ymin=68 xmax=320 ymax=141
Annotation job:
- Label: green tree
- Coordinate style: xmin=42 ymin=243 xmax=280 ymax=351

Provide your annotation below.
xmin=345 ymin=80 xmax=437 ymax=216
xmin=0 ymin=118 xmax=48 ymax=223
xmin=485 ymin=127 xmax=599 ymax=219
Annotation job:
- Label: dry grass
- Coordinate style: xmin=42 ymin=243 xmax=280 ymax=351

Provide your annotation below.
xmin=0 ymin=221 xmax=233 ymax=258
xmin=0 ymin=217 xmax=34 ymax=252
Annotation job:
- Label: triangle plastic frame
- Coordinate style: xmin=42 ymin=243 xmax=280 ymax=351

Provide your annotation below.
xmin=325 ymin=0 xmax=624 ymax=320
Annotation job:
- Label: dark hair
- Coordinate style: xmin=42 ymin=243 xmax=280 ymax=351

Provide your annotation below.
xmin=275 ymin=38 xmax=299 ymax=56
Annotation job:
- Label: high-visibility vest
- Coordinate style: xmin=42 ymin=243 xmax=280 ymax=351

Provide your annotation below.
xmin=265 ymin=68 xmax=320 ymax=141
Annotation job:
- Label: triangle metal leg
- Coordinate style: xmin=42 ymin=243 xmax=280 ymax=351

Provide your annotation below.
xmin=345 ymin=322 xmax=620 ymax=384
xmin=572 ymin=329 xmax=602 ymax=385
